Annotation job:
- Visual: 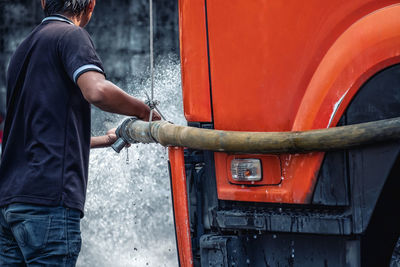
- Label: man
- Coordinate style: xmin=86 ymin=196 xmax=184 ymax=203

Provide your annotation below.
xmin=0 ymin=0 xmax=160 ymax=265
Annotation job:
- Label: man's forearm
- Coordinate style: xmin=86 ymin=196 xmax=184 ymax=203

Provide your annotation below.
xmin=78 ymin=72 xmax=153 ymax=121
xmin=90 ymin=80 xmax=151 ymax=120
xmin=90 ymin=135 xmax=114 ymax=149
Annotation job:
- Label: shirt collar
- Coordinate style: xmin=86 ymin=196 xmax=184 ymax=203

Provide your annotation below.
xmin=42 ymin=14 xmax=74 ymax=25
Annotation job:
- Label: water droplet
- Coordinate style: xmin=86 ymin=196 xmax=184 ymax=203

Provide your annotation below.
xmin=126 ymin=147 xmax=130 ymax=165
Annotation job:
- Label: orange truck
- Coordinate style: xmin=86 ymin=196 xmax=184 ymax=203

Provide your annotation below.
xmin=168 ymin=1 xmax=400 ymax=266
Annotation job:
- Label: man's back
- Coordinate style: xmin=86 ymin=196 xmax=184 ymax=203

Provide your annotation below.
xmin=0 ymin=15 xmax=104 ymax=213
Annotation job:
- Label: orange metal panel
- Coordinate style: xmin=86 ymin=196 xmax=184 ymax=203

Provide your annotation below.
xmin=206 ymin=0 xmax=399 ymax=132
xmin=179 ymin=0 xmax=212 ymax=122
xmin=168 ymin=147 xmax=193 ymax=267
xmin=205 ymin=2 xmax=400 ymax=203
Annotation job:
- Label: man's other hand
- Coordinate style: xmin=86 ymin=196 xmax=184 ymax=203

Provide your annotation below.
xmin=90 ymin=128 xmax=118 ymax=149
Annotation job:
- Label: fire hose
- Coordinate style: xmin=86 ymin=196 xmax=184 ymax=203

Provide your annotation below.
xmin=111 ymin=117 xmax=400 ymax=154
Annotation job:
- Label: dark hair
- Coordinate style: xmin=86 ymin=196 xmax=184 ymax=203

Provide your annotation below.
xmin=44 ymin=0 xmax=91 ymax=16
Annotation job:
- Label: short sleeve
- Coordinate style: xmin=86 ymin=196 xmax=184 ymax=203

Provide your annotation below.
xmin=59 ymin=27 xmax=105 ymax=84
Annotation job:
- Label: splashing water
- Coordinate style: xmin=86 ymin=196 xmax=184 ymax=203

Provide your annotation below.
xmin=77 ymin=57 xmax=185 ymax=267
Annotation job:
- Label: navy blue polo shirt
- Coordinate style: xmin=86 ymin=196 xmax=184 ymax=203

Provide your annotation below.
xmin=0 ymin=15 xmax=105 ymax=214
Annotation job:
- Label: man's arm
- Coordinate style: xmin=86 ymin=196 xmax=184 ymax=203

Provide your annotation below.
xmin=77 ymin=71 xmax=161 ymax=121
xmin=78 ymin=71 xmax=161 ymax=148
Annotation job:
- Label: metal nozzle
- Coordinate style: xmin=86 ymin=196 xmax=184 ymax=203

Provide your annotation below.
xmin=111 ymin=117 xmax=138 ymax=153
xmin=111 ymin=137 xmax=128 ymax=153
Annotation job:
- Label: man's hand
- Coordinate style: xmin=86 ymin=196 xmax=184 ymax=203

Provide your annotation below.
xmin=90 ymin=128 xmax=134 ymax=149
xmin=145 ymin=110 xmax=162 ymax=122
xmin=90 ymin=128 xmax=118 ymax=149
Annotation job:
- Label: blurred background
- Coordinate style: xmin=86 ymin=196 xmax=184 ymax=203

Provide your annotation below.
xmin=0 ymin=0 xmax=183 ymax=266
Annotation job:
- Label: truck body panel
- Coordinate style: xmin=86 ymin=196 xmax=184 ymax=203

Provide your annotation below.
xmin=171 ymin=0 xmax=400 ymax=266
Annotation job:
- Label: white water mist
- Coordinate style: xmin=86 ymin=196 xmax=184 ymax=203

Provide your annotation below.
xmin=77 ymin=57 xmax=185 ymax=267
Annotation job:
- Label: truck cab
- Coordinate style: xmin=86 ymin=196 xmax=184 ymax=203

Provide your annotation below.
xmin=168 ymin=1 xmax=400 ymax=266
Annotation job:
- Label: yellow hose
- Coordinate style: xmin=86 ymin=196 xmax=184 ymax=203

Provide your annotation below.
xmin=124 ymin=117 xmax=400 ymax=153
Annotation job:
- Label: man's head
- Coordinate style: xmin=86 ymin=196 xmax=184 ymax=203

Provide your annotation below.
xmin=41 ymin=0 xmax=96 ymax=27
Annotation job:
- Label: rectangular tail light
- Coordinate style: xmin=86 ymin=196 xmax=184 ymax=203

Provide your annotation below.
xmin=231 ymin=159 xmax=262 ymax=181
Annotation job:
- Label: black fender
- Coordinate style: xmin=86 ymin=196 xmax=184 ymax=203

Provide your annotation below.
xmin=313 ymin=64 xmax=400 ymax=265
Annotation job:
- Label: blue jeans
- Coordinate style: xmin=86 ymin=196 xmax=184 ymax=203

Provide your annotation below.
xmin=0 ymin=204 xmax=82 ymax=266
